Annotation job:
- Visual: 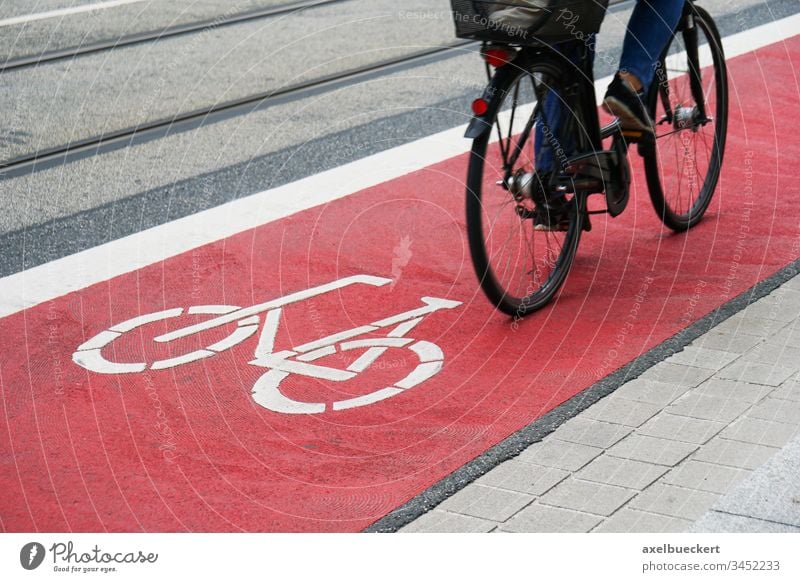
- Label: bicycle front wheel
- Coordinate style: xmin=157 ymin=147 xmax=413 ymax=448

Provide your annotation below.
xmin=466 ymin=61 xmax=584 ymax=317
xmin=644 ymin=4 xmax=728 ymax=231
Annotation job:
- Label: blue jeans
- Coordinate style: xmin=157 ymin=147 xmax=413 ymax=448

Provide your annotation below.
xmin=535 ymin=0 xmax=684 ymax=172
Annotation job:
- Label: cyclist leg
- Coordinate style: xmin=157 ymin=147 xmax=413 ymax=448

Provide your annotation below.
xmin=604 ymin=0 xmax=684 ymax=131
xmin=619 ymin=0 xmax=685 ymax=92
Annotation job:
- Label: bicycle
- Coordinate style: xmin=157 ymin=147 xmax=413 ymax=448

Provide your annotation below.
xmin=452 ymin=0 xmax=728 ymax=316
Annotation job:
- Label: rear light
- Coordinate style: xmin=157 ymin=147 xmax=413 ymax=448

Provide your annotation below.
xmin=481 ymin=47 xmax=514 ymax=68
xmin=471 ymin=98 xmax=489 ymax=116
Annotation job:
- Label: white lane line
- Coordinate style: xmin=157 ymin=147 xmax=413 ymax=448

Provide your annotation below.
xmin=0 ymin=0 xmax=145 ymax=28
xmin=0 ymin=14 xmax=797 ymax=319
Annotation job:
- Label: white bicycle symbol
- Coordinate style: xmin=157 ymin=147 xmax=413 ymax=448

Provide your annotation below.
xmin=72 ymin=275 xmax=462 ymax=414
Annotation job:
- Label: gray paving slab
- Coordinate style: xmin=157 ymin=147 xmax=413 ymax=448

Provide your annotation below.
xmin=715 ymin=361 xmax=796 ymax=386
xmin=611 ymin=378 xmax=692 ymax=407
xmin=628 ymin=484 xmax=719 ymax=521
xmin=639 ymin=363 xmax=716 ymax=387
xmin=400 ymin=510 xmax=496 ymax=533
xmin=517 ymin=440 xmax=603 ymax=472
xmin=713 ymin=314 xmax=790 ymax=339
xmin=608 ymin=434 xmax=699 ymax=467
xmin=742 ymin=344 xmax=800 ymax=370
xmin=692 ymin=438 xmax=779 ymax=470
xmin=438 ymin=484 xmax=534 ymax=523
xmin=719 ymin=416 xmax=800 ymax=448
xmin=693 ymin=378 xmax=775 ymax=404
xmin=666 ymin=346 xmax=741 ymax=371
xmin=580 ymin=397 xmax=661 ymax=427
xmin=538 ymin=478 xmax=637 ymax=517
xmin=771 ymin=377 xmax=800 ymax=402
xmin=666 ymin=392 xmax=753 ymax=424
xmin=576 ymin=455 xmax=668 ymax=490
xmin=661 ymin=460 xmax=750 ymax=495
xmin=475 ymin=461 xmax=569 ymax=497
xmin=593 ymin=509 xmax=692 ymax=533
xmin=636 ymin=413 xmax=725 ymax=445
xmin=500 ymin=504 xmax=602 ymax=533
xmin=550 ymin=417 xmax=633 ymax=449
xmin=692 ymin=330 xmax=763 ymax=354
xmin=748 ymin=398 xmax=800 ymax=426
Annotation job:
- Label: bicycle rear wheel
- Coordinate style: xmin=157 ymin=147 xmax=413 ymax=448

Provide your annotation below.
xmin=466 ymin=61 xmax=584 ymax=317
xmin=643 ymin=4 xmax=728 ymax=231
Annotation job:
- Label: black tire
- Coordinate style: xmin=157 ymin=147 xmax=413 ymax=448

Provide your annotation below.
xmin=643 ymin=4 xmax=728 ymax=232
xmin=466 ymin=60 xmax=584 ymax=317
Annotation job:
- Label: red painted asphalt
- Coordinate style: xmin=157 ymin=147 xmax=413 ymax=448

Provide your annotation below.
xmin=1 ymin=37 xmax=798 ymax=532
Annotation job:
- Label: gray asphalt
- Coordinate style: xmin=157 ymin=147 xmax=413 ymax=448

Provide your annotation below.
xmin=0 ymin=0 xmax=317 ymax=61
xmin=0 ymin=0 xmax=796 ymax=279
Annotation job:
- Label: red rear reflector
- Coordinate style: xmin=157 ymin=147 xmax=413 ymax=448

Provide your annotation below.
xmin=482 ymin=48 xmax=513 ymax=67
xmin=471 ymin=98 xmax=489 ymax=116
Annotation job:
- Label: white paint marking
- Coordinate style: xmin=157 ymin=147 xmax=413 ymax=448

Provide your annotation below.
xmin=332 ymin=388 xmax=404 ymax=412
xmin=293 ymin=325 xmax=378 ymax=354
xmin=253 ymin=308 xmax=282 ymax=358
xmin=395 ymin=360 xmax=443 ymax=390
xmin=188 ymin=305 xmax=239 ymax=315
xmin=0 ymin=0 xmax=145 ymax=28
xmin=296 ymin=345 xmax=336 ymax=362
xmin=72 ymin=350 xmax=145 ymax=374
xmin=0 ymin=17 xmax=797 ymax=319
xmin=150 ymin=350 xmax=215 ymax=371
xmin=410 ymin=340 xmax=444 ymax=364
xmin=108 ymin=308 xmax=183 ymax=333
xmin=75 ymin=330 xmax=120 ymax=351
xmin=387 ymin=318 xmax=425 ymax=338
xmin=251 ymin=370 xmax=326 ymax=414
xmin=250 ymin=356 xmax=356 ymax=382
xmin=371 ymin=298 xmax=462 ymax=328
xmin=206 ymin=325 xmax=259 ymax=353
xmin=154 ymin=275 xmax=389 ymax=343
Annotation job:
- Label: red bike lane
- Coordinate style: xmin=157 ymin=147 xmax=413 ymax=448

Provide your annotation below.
xmin=1 ymin=36 xmax=798 ymax=532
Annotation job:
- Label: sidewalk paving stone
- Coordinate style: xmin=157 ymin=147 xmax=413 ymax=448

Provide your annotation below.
xmin=636 ymin=413 xmax=725 ymax=445
xmin=500 ymin=504 xmax=602 ymax=533
xmin=692 ymin=438 xmax=779 ymax=470
xmin=581 ymin=397 xmax=661 ymax=427
xmin=517 ymin=439 xmax=603 ymax=471
xmin=612 ymin=378 xmax=692 ymax=407
xmin=593 ymin=508 xmax=692 ymax=533
xmin=719 ymin=416 xmax=800 ymax=448
xmin=767 ymin=323 xmax=800 ymax=349
xmin=666 ymin=346 xmax=741 ymax=371
xmin=576 ymin=455 xmax=668 ymax=490
xmin=639 ymin=363 xmax=715 ymax=386
xmin=771 ymin=378 xmax=800 ymax=402
xmin=715 ymin=361 xmax=795 ymax=386
xmin=748 ymin=398 xmax=800 ymax=425
xmin=608 ymin=434 xmax=699 ymax=467
xmin=629 ymin=483 xmax=719 ymax=521
xmin=713 ymin=314 xmax=789 ymax=338
xmin=742 ymin=344 xmax=800 ymax=370
xmin=666 ymin=392 xmax=753 ymax=424
xmin=550 ymin=417 xmax=632 ymax=449
xmin=400 ymin=510 xmax=496 ymax=533
xmin=475 ymin=461 xmax=569 ymax=496
xmin=739 ymin=300 xmax=799 ymax=323
xmin=438 ymin=484 xmax=534 ymax=522
xmin=538 ymin=478 xmax=637 ymax=517
xmin=661 ymin=460 xmax=749 ymax=494
xmin=693 ymin=378 xmax=774 ymax=404
xmin=692 ymin=331 xmax=763 ymax=354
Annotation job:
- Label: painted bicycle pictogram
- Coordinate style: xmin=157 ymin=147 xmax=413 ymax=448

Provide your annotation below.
xmin=72 ymin=275 xmax=462 ymax=414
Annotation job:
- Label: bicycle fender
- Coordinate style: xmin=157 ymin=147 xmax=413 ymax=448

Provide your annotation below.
xmin=463 ymin=63 xmax=522 ymax=140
